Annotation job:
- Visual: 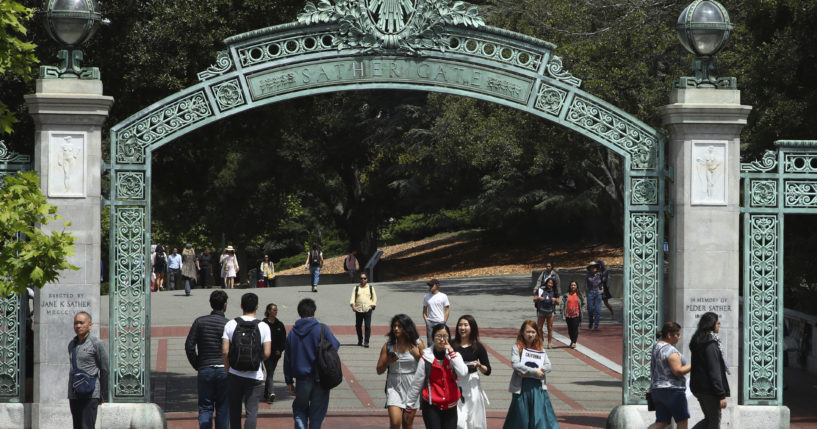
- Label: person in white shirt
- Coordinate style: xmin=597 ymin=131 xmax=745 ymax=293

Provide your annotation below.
xmin=167 ymin=247 xmax=183 ymax=291
xmin=221 ymin=293 xmax=271 ymax=429
xmin=422 ymin=278 xmax=450 ymax=346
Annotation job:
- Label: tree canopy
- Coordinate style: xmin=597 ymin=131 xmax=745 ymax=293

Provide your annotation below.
xmin=3 ymin=0 xmax=817 ymax=288
xmin=0 ymin=171 xmax=77 ymax=296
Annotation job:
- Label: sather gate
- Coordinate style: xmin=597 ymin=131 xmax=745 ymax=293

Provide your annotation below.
xmin=105 ymin=0 xmax=666 ymax=403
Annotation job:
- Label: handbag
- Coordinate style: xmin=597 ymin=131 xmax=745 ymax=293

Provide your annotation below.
xmin=70 ymin=344 xmax=97 ymax=397
xmin=646 ymin=391 xmax=655 ymax=411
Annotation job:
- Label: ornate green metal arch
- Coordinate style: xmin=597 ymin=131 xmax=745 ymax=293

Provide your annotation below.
xmin=740 ymin=140 xmax=817 ymax=405
xmin=0 ymin=140 xmax=31 ymax=404
xmin=106 ymin=0 xmax=667 ymax=404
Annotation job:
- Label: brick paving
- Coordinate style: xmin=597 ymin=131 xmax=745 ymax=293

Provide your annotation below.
xmin=99 ymin=275 xmax=815 ymax=428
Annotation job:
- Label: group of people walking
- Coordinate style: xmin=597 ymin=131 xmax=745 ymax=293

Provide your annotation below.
xmin=648 ymin=313 xmax=730 ymax=429
xmin=150 ymin=244 xmax=247 ymax=294
xmin=532 ymin=260 xmax=615 ymax=350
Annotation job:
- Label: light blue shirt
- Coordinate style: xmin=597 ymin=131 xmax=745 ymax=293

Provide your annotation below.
xmin=650 ymin=342 xmax=687 ymax=390
xmin=167 ymin=253 xmax=182 ymax=269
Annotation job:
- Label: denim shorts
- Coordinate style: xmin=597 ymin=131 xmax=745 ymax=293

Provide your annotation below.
xmin=652 ymin=388 xmax=689 ymax=423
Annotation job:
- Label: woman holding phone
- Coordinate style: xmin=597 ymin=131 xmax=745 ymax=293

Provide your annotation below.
xmin=377 ymin=314 xmax=425 ymax=429
xmin=406 ymin=323 xmax=468 ymax=429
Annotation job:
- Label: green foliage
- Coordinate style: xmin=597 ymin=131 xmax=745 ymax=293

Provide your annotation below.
xmin=382 ymin=208 xmax=473 ymax=244
xmin=0 ymin=171 xmax=77 ymax=296
xmin=0 ymin=0 xmax=37 ymax=134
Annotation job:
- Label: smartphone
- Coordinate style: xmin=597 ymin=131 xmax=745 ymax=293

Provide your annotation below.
xmin=390 ymin=351 xmax=399 ymax=359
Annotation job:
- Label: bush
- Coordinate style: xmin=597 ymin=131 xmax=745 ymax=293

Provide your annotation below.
xmin=382 ymin=208 xmax=473 ymax=244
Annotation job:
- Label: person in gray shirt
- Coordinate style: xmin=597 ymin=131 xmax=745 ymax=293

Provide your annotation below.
xmin=68 ymin=311 xmax=109 ymax=429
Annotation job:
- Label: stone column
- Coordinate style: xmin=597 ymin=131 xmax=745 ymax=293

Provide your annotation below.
xmin=24 ymin=79 xmax=113 ymax=428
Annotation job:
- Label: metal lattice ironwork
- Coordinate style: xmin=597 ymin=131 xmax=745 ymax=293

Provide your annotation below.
xmin=0 ymin=141 xmax=31 ymax=403
xmin=105 ymin=0 xmax=667 ymax=403
xmin=740 ymin=140 xmax=817 ymax=405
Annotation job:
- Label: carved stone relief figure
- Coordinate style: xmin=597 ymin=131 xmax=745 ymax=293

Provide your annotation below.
xmin=57 ymin=136 xmax=80 ymax=192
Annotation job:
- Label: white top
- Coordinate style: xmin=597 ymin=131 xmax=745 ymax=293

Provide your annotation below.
xmin=423 ymin=292 xmax=450 ymax=323
xmin=222 ymin=315 xmax=271 ymax=380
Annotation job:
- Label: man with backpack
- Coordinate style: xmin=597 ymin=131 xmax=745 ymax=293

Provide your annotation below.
xmin=284 ymin=298 xmax=341 ymax=429
xmin=349 ymin=273 xmax=377 ymax=347
xmin=304 ymin=243 xmax=324 ymax=292
xmin=221 ymin=293 xmax=271 ymax=429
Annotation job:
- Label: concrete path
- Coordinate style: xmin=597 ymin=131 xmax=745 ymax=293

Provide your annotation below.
xmin=98 ymin=275 xmax=815 ymax=428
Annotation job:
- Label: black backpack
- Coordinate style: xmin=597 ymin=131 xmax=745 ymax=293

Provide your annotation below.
xmin=310 ymin=250 xmax=321 ymax=266
xmin=315 ymin=324 xmax=343 ymax=389
xmin=229 ymin=318 xmax=263 ymax=371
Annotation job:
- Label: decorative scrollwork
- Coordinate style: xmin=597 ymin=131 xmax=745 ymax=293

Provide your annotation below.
xmin=783 ymin=153 xmax=817 ymax=174
xmin=746 ymin=215 xmax=779 ymax=401
xmin=115 ymin=172 xmax=145 ymax=200
xmin=197 ymin=50 xmax=234 ymax=81
xmin=545 ymin=55 xmax=581 ymax=87
xmin=626 ymin=213 xmax=660 ymax=401
xmin=566 ymin=97 xmax=658 ymax=170
xmin=741 ymin=149 xmax=777 ymax=173
xmin=784 ymin=180 xmax=817 ymax=208
xmin=749 ymin=180 xmax=777 ymax=208
xmin=115 ymin=91 xmax=213 ymax=164
xmin=0 ymin=140 xmax=31 ymax=164
xmin=112 ymin=207 xmax=147 ymax=399
xmin=211 ymin=79 xmax=246 ymax=112
xmin=0 ymin=296 xmax=21 ymax=401
xmin=533 ymin=83 xmax=567 ymax=117
xmin=631 ymin=178 xmax=659 ymax=206
xmin=297 ymin=0 xmax=484 ymax=53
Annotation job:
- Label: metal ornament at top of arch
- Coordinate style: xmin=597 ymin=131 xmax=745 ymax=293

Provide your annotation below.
xmin=297 ymin=0 xmax=484 ymax=52
xmin=197 ymin=50 xmax=234 ymax=82
xmin=546 ymin=55 xmax=581 ymax=87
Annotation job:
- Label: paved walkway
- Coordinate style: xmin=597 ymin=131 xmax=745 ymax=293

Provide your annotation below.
xmin=99 ymin=275 xmax=815 ymax=428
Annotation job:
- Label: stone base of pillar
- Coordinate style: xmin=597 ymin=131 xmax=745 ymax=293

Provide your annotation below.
xmin=606 ymin=404 xmax=791 ymax=429
xmin=0 ymin=402 xmax=166 ymax=429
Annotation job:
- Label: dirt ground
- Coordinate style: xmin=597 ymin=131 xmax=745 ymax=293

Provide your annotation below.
xmin=277 ymin=232 xmax=623 ymax=281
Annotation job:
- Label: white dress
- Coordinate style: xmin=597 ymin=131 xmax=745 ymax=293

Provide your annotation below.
xmin=384 ymin=341 xmax=420 ymax=409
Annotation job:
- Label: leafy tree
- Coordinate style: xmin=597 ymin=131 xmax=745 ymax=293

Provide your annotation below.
xmin=0 ymin=0 xmax=37 ymax=134
xmin=0 ymin=171 xmax=77 ymax=296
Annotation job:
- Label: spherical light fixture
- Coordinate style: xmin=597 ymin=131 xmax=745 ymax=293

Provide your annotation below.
xmin=40 ymin=0 xmax=104 ymax=77
xmin=675 ymin=0 xmax=733 ymax=87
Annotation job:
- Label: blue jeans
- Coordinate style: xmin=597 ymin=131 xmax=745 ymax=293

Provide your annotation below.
xmin=309 ymin=267 xmax=321 ymax=287
xmin=292 ymin=375 xmax=330 ymax=429
xmin=587 ymin=290 xmax=602 ymax=329
xmin=197 ymin=366 xmax=229 ymax=429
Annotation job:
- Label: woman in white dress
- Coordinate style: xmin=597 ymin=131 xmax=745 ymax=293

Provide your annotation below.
xmin=219 ymin=245 xmax=239 ymax=289
xmin=452 ymin=315 xmax=491 ymax=429
xmin=376 ymin=314 xmax=425 ymax=429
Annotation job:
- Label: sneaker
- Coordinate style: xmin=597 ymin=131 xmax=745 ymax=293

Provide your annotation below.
xmin=363 ymin=343 xmax=369 ymax=348
xmin=268 ymin=393 xmax=276 ymax=403
xmin=571 ymin=343 xmax=577 ymax=349
xmin=357 ymin=341 xmax=363 ymax=347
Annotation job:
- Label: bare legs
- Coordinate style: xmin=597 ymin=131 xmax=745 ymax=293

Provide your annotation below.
xmin=537 ymin=315 xmax=554 ymax=348
xmin=224 ymin=276 xmax=234 ymax=289
xmin=387 ymin=405 xmax=414 ymax=429
xmin=155 ymin=272 xmax=165 ymax=290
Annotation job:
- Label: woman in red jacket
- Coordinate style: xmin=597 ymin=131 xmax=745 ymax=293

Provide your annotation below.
xmin=405 ymin=323 xmax=468 ymax=429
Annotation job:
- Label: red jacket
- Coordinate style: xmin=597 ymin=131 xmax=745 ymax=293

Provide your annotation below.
xmin=422 ymin=351 xmax=461 ymax=409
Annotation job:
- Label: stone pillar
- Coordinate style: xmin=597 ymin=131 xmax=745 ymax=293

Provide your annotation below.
xmin=24 ymin=79 xmax=113 ymax=428
xmin=661 ymin=87 xmax=750 ymax=398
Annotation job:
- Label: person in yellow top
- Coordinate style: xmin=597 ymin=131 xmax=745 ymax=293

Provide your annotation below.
xmin=260 ymin=255 xmax=275 ymax=288
xmin=350 ymin=273 xmax=377 ymax=347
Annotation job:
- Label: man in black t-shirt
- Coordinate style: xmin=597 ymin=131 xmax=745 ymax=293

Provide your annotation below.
xmin=197 ymin=246 xmax=212 ymax=288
